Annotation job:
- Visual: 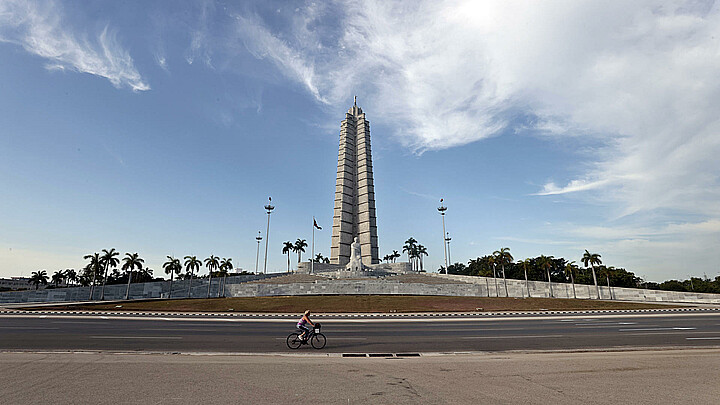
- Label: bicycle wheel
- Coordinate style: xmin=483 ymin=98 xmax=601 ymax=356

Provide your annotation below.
xmin=287 ymin=333 xmax=302 ymax=349
xmin=311 ymin=333 xmax=326 ymax=349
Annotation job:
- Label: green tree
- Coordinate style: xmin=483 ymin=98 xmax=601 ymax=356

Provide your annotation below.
xmin=29 ymin=270 xmax=48 ymax=290
xmin=204 ymin=255 xmax=220 ymax=298
xmin=163 ymin=256 xmax=182 ymax=299
xmin=391 ymin=250 xmax=400 ymax=263
xmin=184 ymin=255 xmax=202 ymax=298
xmin=293 ymin=239 xmax=308 ymax=263
xmin=121 ymin=252 xmax=145 ymax=300
xmin=282 ymin=241 xmax=294 ymax=272
xmin=218 ymin=257 xmax=233 ymax=297
xmin=402 ymin=238 xmax=418 ymax=271
xmin=582 ymin=250 xmax=602 ymax=299
xmin=565 ymin=261 xmax=578 ymax=299
xmin=51 ymin=270 xmax=65 ymax=287
xmin=83 ymin=252 xmax=102 ymax=298
xmin=538 ymin=255 xmax=555 ymax=297
xmin=64 ymin=269 xmax=77 ymax=286
xmin=493 ymin=247 xmax=513 ymax=297
xmin=99 ymin=248 xmax=120 ymax=300
xmin=417 ymin=245 xmax=428 ymax=272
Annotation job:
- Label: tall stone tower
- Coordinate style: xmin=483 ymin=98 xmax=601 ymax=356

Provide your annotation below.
xmin=330 ymin=97 xmax=379 ymax=266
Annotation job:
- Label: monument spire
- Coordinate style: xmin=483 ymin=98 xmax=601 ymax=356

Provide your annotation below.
xmin=330 ymin=99 xmax=379 ymax=266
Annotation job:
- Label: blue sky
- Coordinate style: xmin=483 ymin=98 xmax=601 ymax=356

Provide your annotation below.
xmin=1 ymin=0 xmax=719 ymax=282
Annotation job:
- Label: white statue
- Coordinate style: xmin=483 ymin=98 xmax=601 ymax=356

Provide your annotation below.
xmin=347 ymin=237 xmax=364 ymax=272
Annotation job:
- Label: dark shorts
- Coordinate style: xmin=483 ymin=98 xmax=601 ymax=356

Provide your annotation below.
xmin=298 ymin=324 xmax=310 ymax=333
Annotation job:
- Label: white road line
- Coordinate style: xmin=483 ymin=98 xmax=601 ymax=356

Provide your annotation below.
xmin=90 ymin=336 xmax=183 ymax=340
xmin=0 ymin=327 xmax=59 ymax=330
xmin=462 ymin=335 xmax=563 ymax=339
xmin=138 ymin=328 xmax=220 ymax=332
xmin=686 ymin=337 xmax=720 ymax=340
xmin=619 ymin=327 xmax=696 ymax=331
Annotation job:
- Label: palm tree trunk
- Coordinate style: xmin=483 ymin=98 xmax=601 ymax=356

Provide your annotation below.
xmin=502 ymin=264 xmax=509 ymax=297
xmin=524 ymin=267 xmax=530 ymax=298
xmin=100 ymin=263 xmax=109 ymax=300
xmin=168 ymin=273 xmax=174 ymax=299
xmin=493 ymin=266 xmax=498 ymax=297
xmin=125 ymin=269 xmax=133 ymax=300
xmin=547 ymin=269 xmax=553 ymax=298
xmin=571 ymin=272 xmax=576 ymax=299
xmin=89 ymin=270 xmax=97 ymax=300
xmin=187 ymin=270 xmax=193 ymax=298
xmin=485 ymin=277 xmax=490 ymax=297
xmin=287 ymin=253 xmax=291 ymax=273
xmin=220 ymin=275 xmax=226 ymax=297
xmin=591 ymin=266 xmax=600 ymax=299
xmin=207 ymin=270 xmax=213 ymax=298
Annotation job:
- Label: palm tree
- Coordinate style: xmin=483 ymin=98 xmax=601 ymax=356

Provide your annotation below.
xmin=204 ymin=255 xmax=220 ymax=298
xmin=29 ymin=270 xmax=48 ymax=290
xmin=488 ymin=256 xmax=499 ymax=297
xmin=383 ymin=254 xmax=390 ymax=263
xmin=293 ymin=239 xmax=308 ymax=263
xmin=538 ymin=255 xmax=555 ymax=298
xmin=99 ymin=248 xmax=119 ymax=300
xmin=493 ymin=247 xmax=513 ymax=297
xmin=565 ymin=261 xmax=578 ymax=299
xmin=402 ymin=238 xmax=418 ymax=269
xmin=417 ymin=245 xmax=428 ymax=272
xmin=83 ymin=252 xmax=102 ymax=299
xmin=282 ymin=241 xmax=294 ymax=272
xmin=522 ymin=258 xmax=531 ymax=298
xmin=121 ymin=253 xmax=145 ymax=300
xmin=51 ymin=270 xmax=65 ymax=287
xmin=314 ymin=253 xmax=324 ymax=263
xmin=184 ymin=255 xmax=202 ymax=298
xmin=163 ymin=256 xmax=182 ymax=299
xmin=64 ymin=269 xmax=77 ymax=286
xmin=582 ymin=250 xmax=602 ymax=299
xmin=219 ymin=257 xmax=233 ymax=297
xmin=605 ymin=266 xmax=615 ymax=299
xmin=391 ymin=250 xmax=400 ymax=263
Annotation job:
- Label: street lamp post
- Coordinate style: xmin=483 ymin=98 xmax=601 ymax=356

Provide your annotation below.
xmin=445 ymin=232 xmax=452 ymax=266
xmin=263 ymin=197 xmax=275 ymax=274
xmin=255 ymin=231 xmax=262 ymax=274
xmin=437 ymin=199 xmax=449 ymax=274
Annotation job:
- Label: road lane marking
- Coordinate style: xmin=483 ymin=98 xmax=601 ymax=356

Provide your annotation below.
xmin=138 ymin=328 xmax=220 ymax=332
xmin=462 ymin=335 xmax=563 ymax=339
xmin=90 ymin=336 xmax=183 ymax=340
xmin=274 ymin=337 xmax=366 ymax=341
xmin=619 ymin=327 xmax=696 ymax=331
xmin=0 ymin=327 xmax=58 ymax=330
xmin=686 ymin=337 xmax=720 ymax=340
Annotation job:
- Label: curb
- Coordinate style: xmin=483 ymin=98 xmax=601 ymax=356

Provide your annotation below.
xmin=1 ymin=307 xmax=719 ymax=318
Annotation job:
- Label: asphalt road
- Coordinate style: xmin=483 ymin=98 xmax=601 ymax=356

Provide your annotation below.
xmin=2 ymin=311 xmax=720 ymax=353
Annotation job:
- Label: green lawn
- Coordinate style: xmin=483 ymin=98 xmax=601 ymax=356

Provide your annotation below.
xmin=31 ymin=295 xmax=686 ymax=313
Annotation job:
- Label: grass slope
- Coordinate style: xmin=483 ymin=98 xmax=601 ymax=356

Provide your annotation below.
xmin=37 ymin=295 xmax=685 ymax=313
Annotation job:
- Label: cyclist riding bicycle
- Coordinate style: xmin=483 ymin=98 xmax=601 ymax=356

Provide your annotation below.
xmin=297 ymin=310 xmax=315 ymax=341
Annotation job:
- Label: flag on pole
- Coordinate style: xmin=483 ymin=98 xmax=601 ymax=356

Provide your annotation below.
xmin=313 ymin=218 xmax=322 ymax=230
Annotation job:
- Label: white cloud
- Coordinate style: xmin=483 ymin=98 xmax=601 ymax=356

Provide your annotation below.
xmin=225 ymin=1 xmax=720 ymax=220
xmin=0 ymin=0 xmax=149 ymax=91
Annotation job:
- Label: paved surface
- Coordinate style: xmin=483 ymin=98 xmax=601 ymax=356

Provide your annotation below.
xmin=2 ymin=311 xmax=720 ymax=353
xmin=1 ymin=349 xmax=718 ymax=404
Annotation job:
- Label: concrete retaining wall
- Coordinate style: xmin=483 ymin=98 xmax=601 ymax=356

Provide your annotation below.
xmin=0 ymin=274 xmax=281 ymax=303
xmin=226 ymin=280 xmax=485 ymax=297
xmin=429 ymin=274 xmax=720 ymax=304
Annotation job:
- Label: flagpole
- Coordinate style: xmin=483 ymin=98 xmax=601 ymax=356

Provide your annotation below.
xmin=311 ymin=217 xmax=315 ymax=275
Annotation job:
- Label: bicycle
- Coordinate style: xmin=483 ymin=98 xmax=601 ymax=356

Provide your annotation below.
xmin=287 ymin=322 xmax=326 ymax=349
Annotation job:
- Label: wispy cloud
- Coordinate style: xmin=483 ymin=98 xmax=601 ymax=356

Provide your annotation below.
xmin=224 ymin=0 xmax=720 ymax=226
xmin=0 ymin=0 xmax=149 ymax=91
